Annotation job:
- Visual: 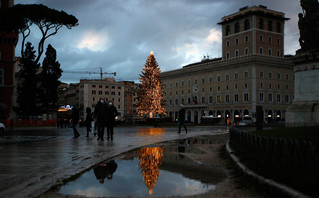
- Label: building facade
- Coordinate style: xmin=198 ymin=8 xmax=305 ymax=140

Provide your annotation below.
xmin=160 ymin=5 xmax=294 ymax=124
xmin=0 ymin=0 xmax=18 ymax=119
xmin=58 ymin=78 xmax=139 ymax=121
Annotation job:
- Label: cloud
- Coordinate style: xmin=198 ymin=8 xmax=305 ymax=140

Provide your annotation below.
xmin=77 ymin=30 xmax=111 ymax=52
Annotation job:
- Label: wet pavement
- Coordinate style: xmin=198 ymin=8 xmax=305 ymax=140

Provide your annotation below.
xmin=0 ymin=126 xmax=227 ymax=198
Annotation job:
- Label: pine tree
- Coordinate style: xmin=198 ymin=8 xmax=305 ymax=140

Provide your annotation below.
xmin=16 ymin=42 xmax=40 ymax=116
xmin=40 ymin=44 xmax=62 ymax=111
xmin=136 ymin=51 xmax=166 ymax=118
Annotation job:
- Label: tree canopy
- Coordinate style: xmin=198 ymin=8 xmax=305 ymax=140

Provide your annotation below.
xmin=0 ymin=4 xmax=78 ymax=63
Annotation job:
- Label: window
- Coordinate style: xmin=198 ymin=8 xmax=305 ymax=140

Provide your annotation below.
xmin=93 ymin=97 xmax=95 ymax=101
xmin=277 ymin=73 xmax=281 ymax=80
xmin=202 ymin=96 xmax=206 ymax=104
xmin=276 ymin=94 xmax=281 ymax=103
xmin=112 ymin=86 xmax=115 ymax=89
xmin=194 ymin=79 xmax=198 ymax=85
xmin=277 ymin=84 xmax=280 ymax=90
xmin=268 ymin=20 xmax=273 ymax=31
xmin=269 ymin=72 xmax=273 ymax=79
xmin=244 ymin=83 xmax=248 ymax=88
xmin=244 ymin=71 xmax=249 ymax=79
xmin=235 ymin=38 xmax=239 ymax=45
xmin=169 ymin=82 xmax=172 ymax=88
xmin=225 ymin=94 xmax=230 ymax=103
xmin=245 ymin=36 xmax=249 ymax=42
xmin=201 ymin=78 xmax=205 ymax=84
xmin=285 ymin=94 xmax=289 ymax=103
xmin=105 ymin=91 xmax=109 ymax=95
xmin=244 ymin=19 xmax=250 ymax=30
xmin=269 ymin=83 xmax=272 ymax=89
xmin=175 ymin=82 xmax=178 ymax=87
xmin=244 ymin=93 xmax=249 ymax=102
xmin=217 ymin=75 xmax=221 ymax=82
xmin=276 ymin=22 xmax=281 ymax=33
xmin=277 ymin=38 xmax=281 ymax=45
xmin=226 ymin=85 xmax=229 ymax=90
xmin=235 ymin=22 xmax=240 ymax=33
xmin=226 ymin=74 xmax=230 ymax=81
xmin=259 ymin=47 xmax=263 ymax=54
xmin=105 ymin=85 xmax=109 ymax=88
xmin=209 ymin=76 xmax=213 ymax=83
xmin=260 ymin=83 xmax=263 ymax=88
xmin=226 ymin=40 xmax=230 ymax=47
xmin=169 ymin=99 xmax=172 ymax=106
xmin=209 ymin=96 xmax=213 ymax=103
xmin=234 ymin=73 xmax=238 ymax=80
xmin=259 ymin=35 xmax=263 ymax=42
xmin=235 ymin=84 xmax=238 ymax=89
xmin=285 ymin=74 xmax=289 ymax=80
xmin=99 ymin=85 xmax=102 ymax=88
xmin=259 ymin=93 xmax=264 ymax=102
xmin=188 ymin=80 xmax=191 ymax=86
xmin=111 ymin=91 xmax=115 ymax=95
xmin=92 ymin=85 xmax=96 ymax=88
xmin=217 ymin=95 xmax=222 ymax=103
xmin=0 ymin=68 xmax=3 ymax=85
xmin=235 ymin=50 xmax=239 ymax=57
xmin=226 ymin=25 xmax=231 ymax=36
xmin=277 ymin=50 xmax=281 ymax=57
xmin=92 ymin=90 xmax=96 ymax=94
xmin=226 ymin=52 xmax=230 ymax=60
xmin=181 ymin=81 xmax=184 ymax=86
xmin=234 ymin=94 xmax=239 ymax=102
xmin=188 ymin=98 xmax=191 ymax=104
xmin=181 ymin=98 xmax=185 ymax=105
xmin=175 ymin=99 xmax=178 ymax=106
xmin=259 ymin=18 xmax=264 ymax=29
xmin=268 ymin=93 xmax=273 ymax=102
xmin=118 ymin=86 xmax=121 ymax=89
xmin=245 ymin=48 xmax=249 ymax=55
xmin=268 ymin=49 xmax=272 ymax=56
xmin=260 ymin=71 xmax=264 ymax=78
xmin=118 ymin=92 xmax=121 ymax=96
xmin=268 ymin=36 xmax=272 ymax=44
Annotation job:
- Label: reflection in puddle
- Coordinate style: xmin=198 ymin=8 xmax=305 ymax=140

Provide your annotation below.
xmin=53 ymin=138 xmax=226 ymax=197
xmin=137 ymin=147 xmax=164 ymax=195
xmin=137 ymin=127 xmax=166 ymax=136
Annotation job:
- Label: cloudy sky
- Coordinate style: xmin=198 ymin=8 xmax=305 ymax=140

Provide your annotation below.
xmin=14 ymin=0 xmax=302 ymax=84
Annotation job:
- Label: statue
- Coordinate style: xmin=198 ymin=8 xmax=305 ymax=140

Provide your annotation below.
xmin=298 ymin=0 xmax=319 ymax=52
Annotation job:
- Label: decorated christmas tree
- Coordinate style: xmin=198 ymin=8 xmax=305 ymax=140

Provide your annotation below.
xmin=136 ymin=51 xmax=166 ymax=118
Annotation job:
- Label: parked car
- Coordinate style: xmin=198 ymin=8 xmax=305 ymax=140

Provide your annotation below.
xmin=238 ymin=120 xmax=249 ymax=126
xmin=0 ymin=122 xmax=5 ymax=135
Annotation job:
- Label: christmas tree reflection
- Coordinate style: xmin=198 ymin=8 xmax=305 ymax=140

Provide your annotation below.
xmin=137 ymin=147 xmax=164 ymax=195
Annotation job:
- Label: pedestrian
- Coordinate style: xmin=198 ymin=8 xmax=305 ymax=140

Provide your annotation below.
xmin=71 ymin=103 xmax=80 ymax=138
xmin=106 ymin=100 xmax=118 ymax=140
xmin=85 ymin=107 xmax=93 ymax=137
xmin=94 ymin=97 xmax=107 ymax=141
xmin=178 ymin=104 xmax=187 ymax=134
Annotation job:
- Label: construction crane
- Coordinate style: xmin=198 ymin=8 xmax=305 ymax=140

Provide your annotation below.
xmin=63 ymin=67 xmax=116 ymax=80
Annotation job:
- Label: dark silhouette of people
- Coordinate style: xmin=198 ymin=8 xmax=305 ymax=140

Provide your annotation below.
xmin=106 ymin=100 xmax=118 ymax=140
xmin=93 ymin=160 xmax=118 ymax=184
xmin=178 ymin=104 xmax=187 ymax=133
xmin=71 ymin=104 xmax=80 ymax=138
xmin=85 ymin=107 xmax=93 ymax=137
xmin=94 ymin=97 xmax=107 ymax=141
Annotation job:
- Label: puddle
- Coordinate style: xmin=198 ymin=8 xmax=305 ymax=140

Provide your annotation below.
xmin=48 ymin=137 xmax=227 ymax=197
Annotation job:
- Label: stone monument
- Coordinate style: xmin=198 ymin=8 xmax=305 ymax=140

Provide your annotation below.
xmin=286 ymin=0 xmax=319 ymax=127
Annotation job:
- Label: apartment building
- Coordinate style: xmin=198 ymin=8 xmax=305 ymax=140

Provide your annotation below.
xmin=160 ymin=5 xmax=294 ymax=124
xmin=58 ymin=78 xmax=139 ymax=121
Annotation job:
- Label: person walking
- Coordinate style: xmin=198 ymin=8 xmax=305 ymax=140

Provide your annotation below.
xmin=178 ymin=104 xmax=187 ymax=134
xmin=71 ymin=104 xmax=80 ymax=138
xmin=106 ymin=100 xmax=118 ymax=140
xmin=94 ymin=97 xmax=107 ymax=141
xmin=85 ymin=107 xmax=93 ymax=137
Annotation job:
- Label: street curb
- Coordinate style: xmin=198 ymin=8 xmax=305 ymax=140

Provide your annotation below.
xmin=225 ymin=140 xmax=310 ymax=198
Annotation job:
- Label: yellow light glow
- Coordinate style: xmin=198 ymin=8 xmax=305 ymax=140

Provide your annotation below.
xmin=150 ymin=50 xmax=154 ymax=55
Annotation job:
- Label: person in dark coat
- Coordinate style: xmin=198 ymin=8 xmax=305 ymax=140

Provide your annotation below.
xmin=94 ymin=97 xmax=107 ymax=141
xmin=93 ymin=160 xmax=118 ymax=184
xmin=72 ymin=104 xmax=80 ymax=138
xmin=85 ymin=107 xmax=93 ymax=137
xmin=178 ymin=104 xmax=187 ymax=134
xmin=106 ymin=100 xmax=118 ymax=140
